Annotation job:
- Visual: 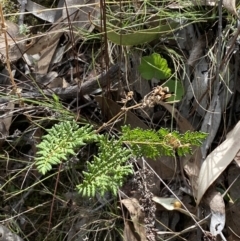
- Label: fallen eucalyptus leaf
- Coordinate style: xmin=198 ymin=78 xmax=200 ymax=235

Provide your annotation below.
xmin=197 ymin=120 xmax=240 ymax=205
xmin=25 ymin=0 xmax=57 ymax=23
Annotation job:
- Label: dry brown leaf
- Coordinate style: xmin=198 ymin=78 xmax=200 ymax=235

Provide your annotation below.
xmin=227 ymin=165 xmax=240 ymax=201
xmin=196 ymin=120 xmax=240 ymax=205
xmin=62 ymin=0 xmax=99 ymax=53
xmin=123 ymin=221 xmax=140 ymax=241
xmin=36 ymin=39 xmax=60 ymax=74
xmin=63 ymin=0 xmax=98 ymax=29
xmin=122 ymin=198 xmax=147 ymax=241
xmin=27 ymin=0 xmax=98 ymax=74
xmin=25 ymin=30 xmax=64 ymax=55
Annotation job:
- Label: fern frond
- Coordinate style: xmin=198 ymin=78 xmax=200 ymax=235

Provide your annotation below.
xmin=35 ymin=121 xmax=97 ymax=175
xmin=121 ymin=126 xmax=207 ymax=159
xmin=77 ymin=135 xmax=133 ymax=197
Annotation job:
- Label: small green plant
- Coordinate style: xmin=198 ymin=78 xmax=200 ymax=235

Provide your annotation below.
xmin=35 ymin=120 xmax=207 ymax=197
xmin=19 ymin=24 xmax=30 ymax=35
xmin=138 ymin=53 xmax=172 ymax=80
xmin=121 ymin=126 xmax=208 ymax=158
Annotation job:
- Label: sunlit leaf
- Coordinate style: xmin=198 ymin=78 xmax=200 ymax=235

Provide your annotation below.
xmin=138 ymin=53 xmax=171 ymax=80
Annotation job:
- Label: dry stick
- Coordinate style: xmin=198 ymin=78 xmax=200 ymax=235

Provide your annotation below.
xmin=216 ymin=0 xmax=223 ymax=83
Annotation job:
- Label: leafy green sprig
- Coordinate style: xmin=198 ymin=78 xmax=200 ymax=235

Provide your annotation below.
xmin=77 ymin=135 xmax=132 ymax=197
xmin=121 ymin=126 xmax=207 ymax=158
xmin=35 ymin=121 xmax=96 ymax=175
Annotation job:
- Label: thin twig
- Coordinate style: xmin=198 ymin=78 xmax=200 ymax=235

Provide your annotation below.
xmin=215 ymin=0 xmax=223 ymax=82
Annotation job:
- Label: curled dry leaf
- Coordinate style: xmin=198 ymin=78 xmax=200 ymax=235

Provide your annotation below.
xmin=197 ymin=120 xmax=240 ymax=205
xmin=121 ymin=198 xmax=147 ymax=241
xmin=152 ymin=196 xmax=199 ymax=219
xmin=152 ymin=196 xmax=198 ymax=220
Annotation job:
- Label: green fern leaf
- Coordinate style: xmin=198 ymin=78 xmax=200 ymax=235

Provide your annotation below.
xmin=77 ymin=135 xmax=133 ymax=197
xmin=35 ymin=121 xmax=97 ymax=175
xmin=121 ymin=126 xmax=207 ymax=158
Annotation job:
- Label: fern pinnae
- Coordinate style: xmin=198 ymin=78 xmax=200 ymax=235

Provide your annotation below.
xmin=77 ymin=135 xmax=133 ymax=197
xmin=35 ymin=121 xmax=97 ymax=175
xmin=121 ymin=125 xmax=207 ymax=159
